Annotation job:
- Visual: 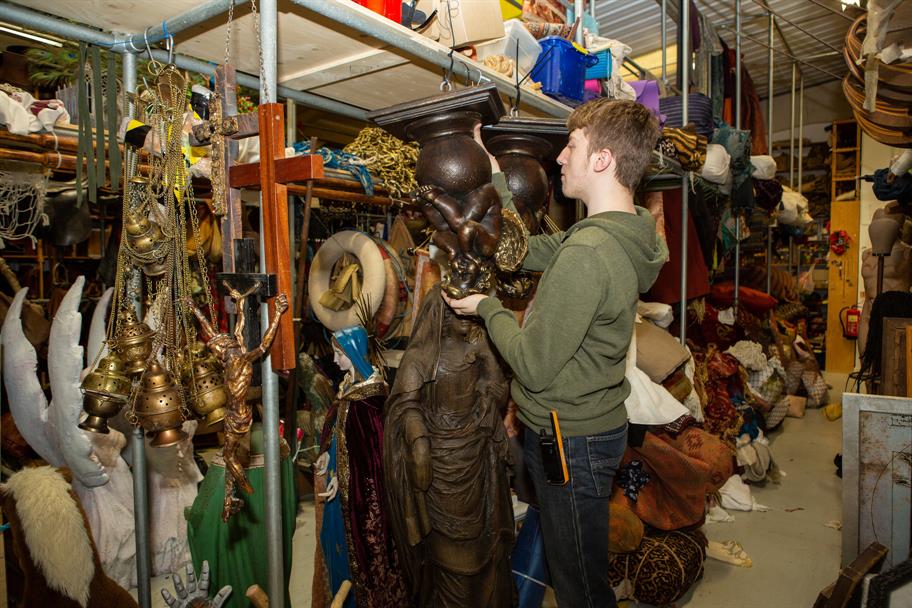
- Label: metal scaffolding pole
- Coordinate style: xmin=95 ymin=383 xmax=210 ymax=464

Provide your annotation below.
xmin=733 ymin=0 xmax=742 ymax=313
xmin=114 ymin=0 xmax=251 ymax=51
xmin=575 ymin=0 xmax=585 ymax=46
xmin=798 ymin=75 xmax=804 ymax=192
xmin=661 ymin=0 xmax=668 ymax=86
xmin=789 ymin=62 xmax=797 ymax=188
xmin=124 ymin=49 xmax=152 ymax=608
xmin=766 ymin=11 xmax=774 ymax=295
xmin=258 ymin=0 xmax=285 ymax=605
xmin=679 ymin=0 xmax=690 ymax=344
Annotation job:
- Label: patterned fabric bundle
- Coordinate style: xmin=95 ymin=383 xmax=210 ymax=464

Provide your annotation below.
xmin=662 ymin=127 xmax=707 ymax=172
xmin=712 ymin=124 xmax=754 ymax=209
xmin=659 ymin=93 xmax=714 ymax=138
xmin=609 ymin=529 xmax=707 ymax=606
xmin=610 ymin=428 xmax=733 ymax=531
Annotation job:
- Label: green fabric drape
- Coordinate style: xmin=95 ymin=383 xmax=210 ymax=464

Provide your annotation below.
xmin=187 ymin=456 xmax=297 ymax=608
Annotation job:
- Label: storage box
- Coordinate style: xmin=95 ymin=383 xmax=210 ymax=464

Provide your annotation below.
xmin=436 ymin=0 xmax=505 ymax=47
xmin=585 ymin=48 xmax=613 ymax=80
xmin=529 ymin=36 xmax=599 ymax=105
xmin=473 ymin=19 xmax=541 ymax=79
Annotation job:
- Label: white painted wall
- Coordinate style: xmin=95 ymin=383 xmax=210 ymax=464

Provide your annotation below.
xmin=765 ymin=80 xmax=853 ymax=146
xmin=857 ymin=133 xmax=907 ymax=302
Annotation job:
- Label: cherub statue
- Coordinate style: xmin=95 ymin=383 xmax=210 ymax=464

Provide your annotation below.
xmin=184 ymin=284 xmax=288 ymax=520
xmin=413 ymin=180 xmax=503 ymax=298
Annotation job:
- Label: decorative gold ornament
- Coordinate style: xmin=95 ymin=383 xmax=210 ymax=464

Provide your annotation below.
xmin=124 ymin=210 xmax=165 ymax=257
xmin=116 ymin=306 xmax=155 ymax=376
xmin=79 ymin=350 xmax=131 ymax=434
xmin=134 ymin=360 xmax=188 ymax=447
xmin=184 ymin=345 xmax=228 ymax=428
xmin=494 ymin=207 xmax=528 ymax=273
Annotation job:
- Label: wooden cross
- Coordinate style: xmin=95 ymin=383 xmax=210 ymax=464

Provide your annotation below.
xmin=198 ymin=66 xmax=324 ymax=372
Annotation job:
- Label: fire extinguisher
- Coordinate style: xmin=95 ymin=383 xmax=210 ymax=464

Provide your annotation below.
xmin=841 ymin=306 xmax=861 ymax=339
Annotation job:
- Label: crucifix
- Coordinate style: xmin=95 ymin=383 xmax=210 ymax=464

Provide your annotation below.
xmin=196 ymin=65 xmax=325 ymax=372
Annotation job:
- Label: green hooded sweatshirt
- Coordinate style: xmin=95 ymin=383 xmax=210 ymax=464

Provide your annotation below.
xmin=477 ymin=176 xmax=667 ymax=436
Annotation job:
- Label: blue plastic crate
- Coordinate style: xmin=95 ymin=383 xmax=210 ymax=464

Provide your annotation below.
xmin=529 ymin=36 xmax=599 ymax=105
xmin=585 ymin=49 xmax=612 ymax=80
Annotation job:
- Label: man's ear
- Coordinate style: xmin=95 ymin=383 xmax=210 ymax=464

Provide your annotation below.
xmin=593 ymin=149 xmax=614 ymax=173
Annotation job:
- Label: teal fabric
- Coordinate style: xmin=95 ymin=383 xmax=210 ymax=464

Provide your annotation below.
xmin=187 ymin=455 xmax=296 ymax=608
xmin=319 ymin=436 xmax=355 ymax=608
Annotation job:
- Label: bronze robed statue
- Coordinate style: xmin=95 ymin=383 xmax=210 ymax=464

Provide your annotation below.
xmin=383 ymin=284 xmax=514 ymax=607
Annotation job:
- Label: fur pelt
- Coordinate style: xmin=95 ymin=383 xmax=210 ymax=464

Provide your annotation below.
xmin=0 ymin=466 xmax=137 ymax=608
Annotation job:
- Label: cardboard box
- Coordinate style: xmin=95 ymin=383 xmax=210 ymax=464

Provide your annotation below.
xmin=435 ymin=0 xmax=506 ymax=48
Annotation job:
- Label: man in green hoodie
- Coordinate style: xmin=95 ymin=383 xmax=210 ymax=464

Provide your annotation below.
xmin=445 ymin=98 xmax=667 ymax=607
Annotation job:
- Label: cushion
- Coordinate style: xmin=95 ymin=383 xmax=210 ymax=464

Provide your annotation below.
xmin=701 ymin=143 xmax=731 ymax=184
xmin=609 ymin=529 xmax=707 ymax=606
xmin=635 ymin=320 xmax=691 ymax=383
xmin=608 ymin=503 xmax=644 ymax=554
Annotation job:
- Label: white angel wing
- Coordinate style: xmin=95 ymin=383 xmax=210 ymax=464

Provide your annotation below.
xmin=1 ymin=288 xmax=64 ymax=466
xmin=83 ymin=287 xmax=114 ymax=380
xmin=49 ymin=276 xmax=108 ymax=487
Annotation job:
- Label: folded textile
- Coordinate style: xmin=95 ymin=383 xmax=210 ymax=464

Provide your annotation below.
xmin=701 ymin=143 xmax=731 ymax=184
xmin=750 ymin=155 xmax=777 ymax=180
xmin=719 ymin=474 xmax=770 ymax=511
xmin=753 ymin=178 xmax=783 ymax=212
xmin=660 ymin=93 xmax=714 ymax=138
xmin=662 ymin=126 xmax=708 ymax=172
xmin=625 ymin=328 xmax=690 ymax=425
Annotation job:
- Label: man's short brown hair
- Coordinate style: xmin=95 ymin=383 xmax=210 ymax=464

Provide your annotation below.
xmin=567 ymin=98 xmax=660 ymax=191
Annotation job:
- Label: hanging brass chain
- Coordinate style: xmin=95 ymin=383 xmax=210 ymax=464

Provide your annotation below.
xmin=223 ymin=0 xmax=235 ymax=68
xmin=249 ymin=0 xmax=269 ymax=104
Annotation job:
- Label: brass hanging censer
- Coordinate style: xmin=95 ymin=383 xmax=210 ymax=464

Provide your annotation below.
xmin=182 ymin=341 xmax=228 ymax=428
xmin=116 ymin=306 xmax=156 ymax=376
xmin=79 ymin=349 xmax=131 ymax=434
xmin=133 ymin=359 xmax=188 ymax=447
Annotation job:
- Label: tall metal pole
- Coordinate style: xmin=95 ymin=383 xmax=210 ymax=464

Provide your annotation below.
xmin=798 ymin=74 xmax=804 ymax=192
xmin=789 ymin=62 xmax=797 ymax=188
xmin=575 ymin=0 xmax=585 ymax=46
xmin=679 ymin=0 xmax=690 ymax=343
xmin=259 ymin=0 xmax=285 ymax=605
xmin=124 ymin=49 xmax=151 ymax=608
xmin=733 ymin=0 xmax=742 ymax=314
xmin=766 ymin=11 xmax=775 ymax=295
xmin=661 ymin=0 xmax=668 ymax=86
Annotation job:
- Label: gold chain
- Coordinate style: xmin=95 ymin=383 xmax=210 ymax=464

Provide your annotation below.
xmin=223 ymin=0 xmax=235 ymax=68
xmin=249 ymin=0 xmax=269 ymax=104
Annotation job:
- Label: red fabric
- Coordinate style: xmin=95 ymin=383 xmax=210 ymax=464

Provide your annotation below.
xmin=610 ymin=428 xmax=733 ymax=531
xmin=710 ymin=283 xmax=778 ymax=313
xmin=644 ymin=188 xmax=711 ymax=305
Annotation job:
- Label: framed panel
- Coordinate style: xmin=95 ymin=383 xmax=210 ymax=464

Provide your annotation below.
xmin=842 ymin=393 xmax=912 ymax=569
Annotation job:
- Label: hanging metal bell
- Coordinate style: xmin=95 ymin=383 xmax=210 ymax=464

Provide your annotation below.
xmin=187 ymin=355 xmax=228 ymax=428
xmin=116 ymin=306 xmax=155 ymax=376
xmin=79 ymin=350 xmax=131 ymax=434
xmin=125 ymin=212 xmax=166 ymax=257
xmin=134 ymin=360 xmax=188 ymax=447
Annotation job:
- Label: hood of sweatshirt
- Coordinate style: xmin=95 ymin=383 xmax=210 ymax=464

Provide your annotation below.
xmin=563 ymin=206 xmax=668 ymax=293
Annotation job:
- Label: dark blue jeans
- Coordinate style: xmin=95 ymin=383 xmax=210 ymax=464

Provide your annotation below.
xmin=523 ymin=422 xmax=628 ymax=608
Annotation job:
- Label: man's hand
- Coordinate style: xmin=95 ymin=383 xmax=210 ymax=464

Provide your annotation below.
xmin=442 ymin=291 xmax=487 ymax=316
xmin=274 ymin=293 xmax=289 ymax=314
xmin=473 ymin=123 xmax=500 ymax=174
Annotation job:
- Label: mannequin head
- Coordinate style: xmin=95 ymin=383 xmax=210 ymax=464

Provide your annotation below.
xmin=331 ymin=325 xmax=374 ymax=381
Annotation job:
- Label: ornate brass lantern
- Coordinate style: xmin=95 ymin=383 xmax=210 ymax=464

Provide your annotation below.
xmin=187 ymin=355 xmax=228 ymax=428
xmin=134 ymin=360 xmax=187 ymax=447
xmin=78 ymin=350 xmax=131 ymax=434
xmin=116 ymin=306 xmax=156 ymax=376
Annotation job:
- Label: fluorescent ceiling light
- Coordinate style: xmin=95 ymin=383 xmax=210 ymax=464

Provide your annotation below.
xmin=0 ymin=23 xmax=63 ymax=47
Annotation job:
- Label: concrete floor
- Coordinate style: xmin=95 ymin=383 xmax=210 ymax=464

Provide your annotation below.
xmin=142 ymin=403 xmax=844 ymax=608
